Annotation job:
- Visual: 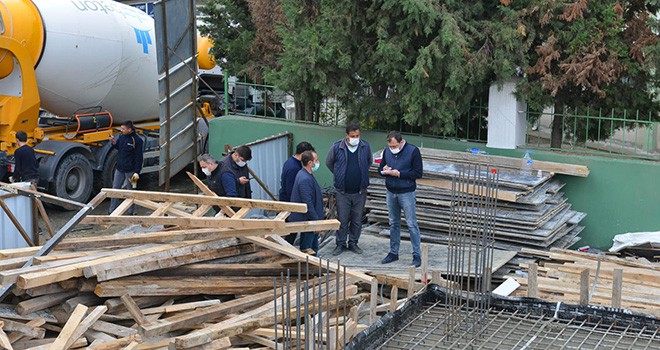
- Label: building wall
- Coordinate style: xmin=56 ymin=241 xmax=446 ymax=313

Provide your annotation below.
xmin=209 ymin=116 xmax=660 ymax=249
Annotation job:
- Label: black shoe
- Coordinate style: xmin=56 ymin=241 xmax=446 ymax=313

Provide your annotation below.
xmin=332 ymin=245 xmax=346 ymax=256
xmin=412 ymin=255 xmax=421 ymax=268
xmin=381 ymin=253 xmax=399 ymax=264
xmin=347 ymin=243 xmax=363 ymax=254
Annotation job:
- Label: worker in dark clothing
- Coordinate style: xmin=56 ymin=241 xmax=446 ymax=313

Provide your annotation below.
xmin=279 ymin=141 xmax=315 ymax=245
xmin=12 ymin=131 xmax=39 ymax=184
xmin=198 ymin=145 xmax=253 ymax=199
xmin=108 ymin=120 xmax=144 ymax=215
xmin=288 ymin=150 xmax=323 ymax=254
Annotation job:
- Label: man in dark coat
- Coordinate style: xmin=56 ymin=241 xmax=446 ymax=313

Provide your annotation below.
xmin=108 ymin=120 xmax=143 ymax=214
xmin=12 ymin=131 xmax=39 ymax=185
xmin=279 ymin=141 xmax=315 ymax=245
xmin=288 ymin=150 xmax=323 ymax=254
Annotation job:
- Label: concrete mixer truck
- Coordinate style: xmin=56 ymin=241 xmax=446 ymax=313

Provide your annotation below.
xmin=0 ymin=0 xmax=215 ymax=203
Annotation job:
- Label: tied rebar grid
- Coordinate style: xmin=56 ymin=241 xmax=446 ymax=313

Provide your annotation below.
xmin=376 ymin=300 xmax=660 ymax=350
xmin=444 ymin=164 xmax=499 ymax=344
xmin=273 ymin=256 xmax=350 ymax=350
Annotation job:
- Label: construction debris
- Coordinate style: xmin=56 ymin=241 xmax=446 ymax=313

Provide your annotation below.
xmin=365 ymin=148 xmax=588 ymax=250
xmin=509 ymin=248 xmax=660 ymax=316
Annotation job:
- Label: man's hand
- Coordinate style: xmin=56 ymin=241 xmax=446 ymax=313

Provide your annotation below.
xmin=238 ymin=176 xmax=250 ymax=185
xmin=8 ymin=176 xmax=14 ymax=183
xmin=109 ymin=135 xmax=116 ymax=144
xmin=389 ymin=169 xmax=400 ymax=177
xmin=383 ymin=165 xmax=392 ymax=171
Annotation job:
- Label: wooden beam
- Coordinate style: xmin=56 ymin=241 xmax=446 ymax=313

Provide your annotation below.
xmin=99 ymin=188 xmax=307 ymax=213
xmin=389 ymin=285 xmax=398 ymax=313
xmin=528 ymin=263 xmax=538 ymax=298
xmin=5 ymin=317 xmax=46 ymax=343
xmin=0 ymin=327 xmax=13 ymax=350
xmin=94 ymin=276 xmax=276 ymax=297
xmin=369 ymin=280 xmax=377 ymax=325
xmin=121 ymin=295 xmax=149 ymax=327
xmin=50 ymin=304 xmax=88 ymax=350
xmin=81 ymin=215 xmax=285 ymax=230
xmin=611 ymin=268 xmax=623 ymax=308
xmin=109 ymin=198 xmax=134 ymax=217
xmin=15 ymin=290 xmax=78 ymax=316
xmin=33 ymin=198 xmax=54 ymax=239
xmin=65 ymin=305 xmax=107 ymax=349
xmin=417 ymin=178 xmax=519 ymax=202
xmin=0 ymin=183 xmax=86 ymax=208
xmin=186 ymin=171 xmax=235 ymax=217
xmin=579 ymin=268 xmax=590 ymax=305
xmin=419 ymin=147 xmax=590 ymax=177
xmin=407 ymin=266 xmax=416 ymax=299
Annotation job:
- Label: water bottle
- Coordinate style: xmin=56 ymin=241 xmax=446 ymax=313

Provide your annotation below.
xmin=521 ymin=150 xmax=533 ymax=176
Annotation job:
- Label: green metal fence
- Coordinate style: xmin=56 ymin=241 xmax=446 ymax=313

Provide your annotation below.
xmin=218 ymin=78 xmax=489 ymax=143
xmin=526 ymin=107 xmax=659 ymax=160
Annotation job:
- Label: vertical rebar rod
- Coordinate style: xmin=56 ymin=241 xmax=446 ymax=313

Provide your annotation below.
xmin=297 ymin=261 xmax=302 ymax=350
xmin=281 ymin=272 xmax=286 ymax=349
xmin=274 ymin=277 xmax=278 ymax=350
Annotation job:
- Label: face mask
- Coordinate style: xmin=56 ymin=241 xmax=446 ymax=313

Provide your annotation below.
xmin=236 ymin=160 xmax=247 ymax=167
xmin=202 ymin=168 xmax=211 ymax=176
xmin=390 ymin=147 xmax=401 ymax=155
xmin=348 ymin=137 xmax=360 ymax=147
xmin=312 ymin=162 xmax=320 ymax=172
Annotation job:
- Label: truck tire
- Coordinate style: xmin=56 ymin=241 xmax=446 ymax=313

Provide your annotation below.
xmin=95 ymin=149 xmax=118 ymax=191
xmin=53 ymin=153 xmax=93 ymax=203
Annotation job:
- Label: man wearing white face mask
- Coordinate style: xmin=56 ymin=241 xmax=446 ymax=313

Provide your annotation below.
xmin=378 ymin=131 xmax=424 ymax=267
xmin=326 ymin=123 xmax=373 ymax=256
xmin=197 ymin=145 xmax=253 ymax=199
xmin=289 ymin=150 xmax=324 ymax=254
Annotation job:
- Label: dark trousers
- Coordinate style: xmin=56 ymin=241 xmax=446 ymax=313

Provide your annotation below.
xmin=299 ymin=232 xmax=318 ymax=254
xmin=335 ymin=191 xmax=367 ymax=247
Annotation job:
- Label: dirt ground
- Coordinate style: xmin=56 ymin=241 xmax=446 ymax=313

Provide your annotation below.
xmin=43 ymin=166 xmax=197 ymax=241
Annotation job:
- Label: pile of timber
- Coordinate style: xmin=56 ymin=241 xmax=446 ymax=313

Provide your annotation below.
xmin=0 ymin=177 xmax=443 ymax=350
xmin=365 ymin=148 xmax=589 ymax=250
xmin=508 ymin=248 xmax=660 ymax=317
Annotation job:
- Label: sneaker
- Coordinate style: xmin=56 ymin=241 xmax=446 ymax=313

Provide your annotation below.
xmin=347 ymin=243 xmax=363 ymax=254
xmin=381 ymin=253 xmax=399 ymax=264
xmin=332 ymin=245 xmax=346 ymax=256
xmin=412 ymin=255 xmax=421 ymax=268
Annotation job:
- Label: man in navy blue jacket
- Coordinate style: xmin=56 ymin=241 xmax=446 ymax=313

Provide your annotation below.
xmin=326 ymin=123 xmax=372 ymax=256
xmin=279 ymin=141 xmax=315 ymax=245
xmin=289 ymin=150 xmax=323 ymax=254
xmin=108 ymin=120 xmax=144 ymax=215
xmin=378 ymin=131 xmax=424 ymax=267
xmin=12 ymin=131 xmax=39 ymax=184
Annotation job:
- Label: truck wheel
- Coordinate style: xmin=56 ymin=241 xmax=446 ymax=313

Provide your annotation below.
xmin=94 ymin=149 xmax=118 ymax=191
xmin=54 ymin=153 xmax=93 ymax=203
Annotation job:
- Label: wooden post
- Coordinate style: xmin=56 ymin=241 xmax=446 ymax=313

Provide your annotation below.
xmin=31 ymin=197 xmax=39 ymax=245
xmin=432 ymin=270 xmax=441 ymax=285
xmin=389 ymin=285 xmax=398 ymax=313
xmin=407 ymin=266 xmax=416 ymax=299
xmin=611 ymin=268 xmax=623 ymax=308
xmin=369 ymin=280 xmax=378 ymax=325
xmin=421 ymin=244 xmax=429 ymax=285
xmin=527 ymin=263 xmax=538 ymax=298
xmin=579 ymin=268 xmax=590 ymax=305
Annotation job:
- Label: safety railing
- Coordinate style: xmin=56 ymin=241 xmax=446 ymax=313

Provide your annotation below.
xmin=526 ymin=107 xmax=659 ymax=160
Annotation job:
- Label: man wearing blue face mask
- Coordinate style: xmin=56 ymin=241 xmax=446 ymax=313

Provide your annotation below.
xmin=326 ymin=123 xmax=373 ymax=256
xmin=378 ymin=131 xmax=424 ymax=267
xmin=289 ymin=150 xmax=324 ymax=254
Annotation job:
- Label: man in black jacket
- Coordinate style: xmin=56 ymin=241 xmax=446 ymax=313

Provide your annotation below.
xmin=108 ymin=120 xmax=144 ymax=215
xmin=12 ymin=131 xmax=39 ymax=185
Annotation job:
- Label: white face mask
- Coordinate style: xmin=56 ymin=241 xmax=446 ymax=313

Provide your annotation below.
xmin=202 ymin=168 xmax=211 ymax=176
xmin=312 ymin=162 xmax=320 ymax=172
xmin=348 ymin=137 xmax=360 ymax=147
xmin=390 ymin=147 xmax=401 ymax=155
xmin=236 ymin=160 xmax=247 ymax=167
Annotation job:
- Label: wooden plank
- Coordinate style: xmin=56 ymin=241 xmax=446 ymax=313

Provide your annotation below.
xmin=33 ymin=199 xmax=54 ymax=239
xmin=416 ymin=178 xmax=519 ymax=202
xmin=407 ymin=266 xmax=416 ymax=299
xmin=5 ymin=318 xmax=45 ymax=343
xmin=81 ymin=215 xmax=285 ymax=230
xmin=244 ymin=235 xmax=372 ymax=283
xmin=611 ymin=268 xmax=623 ymax=309
xmin=419 ymin=147 xmax=590 ymax=177
xmin=132 ymin=199 xmax=193 ymax=218
xmin=109 ymin=198 xmax=134 ymax=217
xmin=89 ymin=321 xmax=137 ymax=338
xmin=528 ymin=263 xmax=538 ymax=298
xmin=421 ymin=244 xmax=428 ymax=283
xmin=120 ymin=295 xmax=149 ymax=327
xmin=369 ymin=280 xmax=377 ymax=325
xmin=50 ymin=304 xmax=87 ymax=350
xmin=65 ymin=305 xmax=107 ymax=349
xmin=186 ymin=172 xmax=235 ymax=216
xmin=0 ymin=247 xmax=40 ymax=259
xmin=389 ymin=285 xmax=398 ymax=313
xmin=84 ymin=238 xmax=239 ymax=281
xmin=15 ymin=290 xmax=78 ymax=316
xmin=118 ymin=300 xmax=220 ymax=317
xmin=87 ymin=334 xmax=141 ymax=350
xmin=94 ymin=276 xmax=276 ymax=297
xmin=580 ymin=268 xmax=590 ymax=306
xmin=0 ymin=326 xmax=13 ymax=350
xmin=100 ymin=188 xmax=307 ymax=213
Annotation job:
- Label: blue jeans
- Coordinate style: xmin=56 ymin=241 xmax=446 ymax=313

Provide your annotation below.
xmin=386 ymin=190 xmax=421 ymax=257
xmin=299 ymin=232 xmax=318 ymax=254
xmin=109 ymin=169 xmax=136 ymax=215
xmin=335 ymin=191 xmax=367 ymax=247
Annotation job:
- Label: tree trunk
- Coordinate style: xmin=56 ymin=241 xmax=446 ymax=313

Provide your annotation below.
xmin=551 ymin=101 xmax=564 ymax=149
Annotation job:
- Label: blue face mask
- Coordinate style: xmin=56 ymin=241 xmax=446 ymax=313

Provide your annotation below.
xmin=312 ymin=162 xmax=320 ymax=172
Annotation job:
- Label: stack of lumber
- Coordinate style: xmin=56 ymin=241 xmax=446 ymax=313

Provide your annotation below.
xmin=508 ymin=248 xmax=660 ymax=316
xmin=0 ymin=183 xmax=398 ymax=349
xmin=365 ymin=148 xmax=589 ymax=250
